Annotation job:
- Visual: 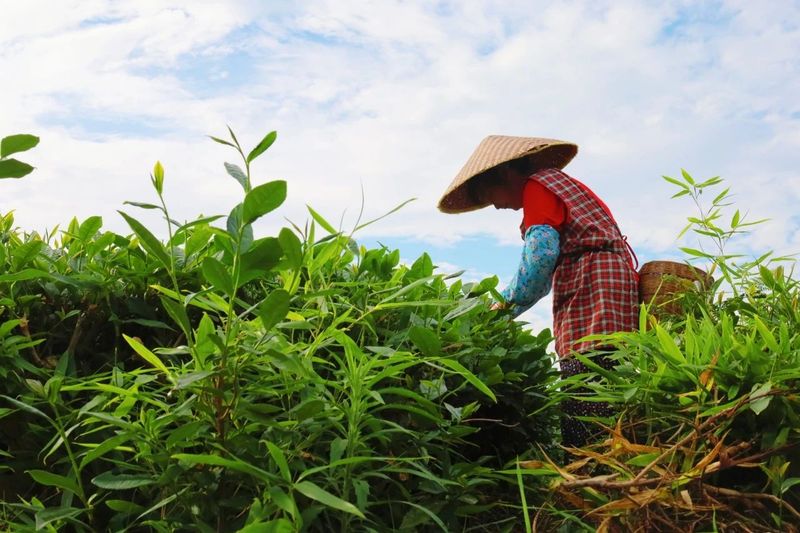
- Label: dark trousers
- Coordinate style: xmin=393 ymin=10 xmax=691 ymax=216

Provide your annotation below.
xmin=559 ymin=353 xmax=615 ymax=449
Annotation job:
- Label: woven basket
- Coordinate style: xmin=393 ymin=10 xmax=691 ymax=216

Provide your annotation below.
xmin=638 ymin=260 xmax=713 ymax=315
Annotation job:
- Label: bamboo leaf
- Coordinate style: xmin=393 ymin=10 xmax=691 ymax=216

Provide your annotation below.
xmin=293 ymin=480 xmax=365 ymax=518
xmin=123 ymin=334 xmax=171 ymax=376
xmin=436 ymin=358 xmax=496 ymax=402
xmin=266 ymin=441 xmax=292 ymax=482
xmin=92 ymin=472 xmax=155 ymax=490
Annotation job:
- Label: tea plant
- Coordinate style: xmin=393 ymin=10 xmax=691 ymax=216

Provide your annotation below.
xmin=0 ymin=130 xmax=558 ymax=532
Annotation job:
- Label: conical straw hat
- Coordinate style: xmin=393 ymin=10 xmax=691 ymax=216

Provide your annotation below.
xmin=437 ymin=135 xmax=578 ymax=213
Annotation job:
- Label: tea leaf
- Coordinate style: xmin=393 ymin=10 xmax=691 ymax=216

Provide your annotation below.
xmin=257 ymin=290 xmax=291 ymax=331
xmin=0 ymin=158 xmax=32 ymax=179
xmin=243 ymin=180 xmax=287 ymax=225
xmin=293 ymin=481 xmax=365 ymax=518
xmin=118 ymin=211 xmax=171 ymax=271
xmin=152 ymin=161 xmax=164 ymax=195
xmin=77 ymin=216 xmax=103 ymax=241
xmin=208 ymin=135 xmax=235 ymax=148
xmin=409 ymin=326 xmax=441 ymax=356
xmin=246 ymin=130 xmax=277 ymax=164
xmin=1 ymin=134 xmax=39 ymax=158
xmin=225 ymin=162 xmax=249 ymax=192
xmin=202 ymin=257 xmax=234 ymax=296
xmin=278 ymin=227 xmax=303 ymax=270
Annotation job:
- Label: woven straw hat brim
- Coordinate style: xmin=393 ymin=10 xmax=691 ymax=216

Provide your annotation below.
xmin=438 ymin=135 xmax=578 ymax=214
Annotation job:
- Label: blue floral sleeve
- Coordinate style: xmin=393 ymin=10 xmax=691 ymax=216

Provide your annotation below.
xmin=501 ymin=224 xmax=560 ymax=317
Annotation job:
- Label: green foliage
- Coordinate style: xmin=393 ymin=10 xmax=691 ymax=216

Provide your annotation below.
xmin=0 ymin=129 xmax=557 ymax=531
xmin=0 ymin=134 xmax=39 ymax=179
xmin=531 ymin=171 xmax=800 ymax=531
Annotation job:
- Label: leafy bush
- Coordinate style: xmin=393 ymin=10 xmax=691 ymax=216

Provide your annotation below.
xmin=529 ymin=172 xmax=800 ymax=532
xmin=0 ymin=130 xmax=558 ymax=532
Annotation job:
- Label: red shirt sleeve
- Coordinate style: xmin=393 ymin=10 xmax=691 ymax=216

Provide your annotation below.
xmin=522 ymin=180 xmax=566 ymax=232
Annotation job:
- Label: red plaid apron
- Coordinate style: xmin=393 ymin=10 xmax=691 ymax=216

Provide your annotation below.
xmin=530 ymin=169 xmax=639 ymax=357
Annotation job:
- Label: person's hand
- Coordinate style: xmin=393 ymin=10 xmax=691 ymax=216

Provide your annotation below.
xmin=491 ymin=301 xmax=508 ymax=311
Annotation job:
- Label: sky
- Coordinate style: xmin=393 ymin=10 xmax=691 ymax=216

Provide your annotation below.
xmin=2 ymin=0 xmax=799 ymax=331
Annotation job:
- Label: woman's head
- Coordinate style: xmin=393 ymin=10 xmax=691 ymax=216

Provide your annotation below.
xmin=467 ymin=156 xmax=532 ymax=210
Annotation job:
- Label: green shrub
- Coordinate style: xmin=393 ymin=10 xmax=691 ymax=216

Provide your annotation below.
xmin=0 ymin=130 xmax=557 ymax=532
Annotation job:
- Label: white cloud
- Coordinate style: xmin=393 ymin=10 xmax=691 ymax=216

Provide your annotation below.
xmin=1 ymin=0 xmax=798 ymax=276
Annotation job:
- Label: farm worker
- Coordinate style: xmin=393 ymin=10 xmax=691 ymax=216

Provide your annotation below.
xmin=437 ymin=135 xmax=639 ymax=448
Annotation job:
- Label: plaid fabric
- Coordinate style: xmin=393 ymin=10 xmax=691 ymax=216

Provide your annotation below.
xmin=531 ymin=169 xmax=639 ymax=356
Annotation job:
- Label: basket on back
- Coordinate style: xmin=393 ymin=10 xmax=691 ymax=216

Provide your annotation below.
xmin=638 ymin=260 xmax=714 ymax=315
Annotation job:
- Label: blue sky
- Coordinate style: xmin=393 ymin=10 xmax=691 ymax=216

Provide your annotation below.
xmin=2 ymin=0 xmax=799 ymax=330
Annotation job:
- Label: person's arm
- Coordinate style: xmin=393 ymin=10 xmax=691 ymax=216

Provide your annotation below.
xmin=500 ymin=224 xmax=560 ymax=317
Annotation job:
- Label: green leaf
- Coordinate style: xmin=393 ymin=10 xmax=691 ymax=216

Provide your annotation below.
xmin=0 ymin=268 xmax=52 ymax=283
xmin=160 ymin=296 xmax=192 ymax=340
xmin=1 ymin=394 xmax=54 ymax=423
xmin=12 ymin=239 xmax=44 ymax=269
xmin=1 ymin=134 xmax=39 ymax=158
xmin=749 ymin=381 xmax=772 ymax=415
xmin=266 ymin=441 xmax=291 ymax=482
xmin=225 ymin=162 xmax=249 ymax=192
xmin=781 ymin=478 xmax=800 ymax=495
xmin=27 ymin=469 xmax=81 ymax=496
xmin=238 ymin=519 xmax=294 ymax=533
xmin=731 ymin=209 xmax=740 ymax=228
xmin=243 ymin=180 xmax=287 ymax=225
xmin=91 ymin=472 xmax=155 ymax=490
xmin=34 ymin=506 xmax=82 ymax=530
xmin=257 ymin=290 xmax=291 ymax=330
xmin=172 ymin=453 xmax=273 ymax=483
xmin=437 ymin=358 xmax=497 ymax=402
xmin=106 ymin=499 xmax=145 ymax=514
xmin=246 ymin=130 xmax=277 ymax=164
xmin=79 ymin=434 xmax=132 ymax=470
xmin=208 ymin=135 xmax=236 ymax=148
xmin=680 ymin=169 xmax=695 ymax=185
xmin=662 ymin=175 xmax=689 ymax=189
xmin=307 ymin=204 xmax=338 ymax=234
xmin=78 ymin=216 xmax=103 ymax=242
xmin=753 ymin=316 xmax=779 ymax=353
xmin=408 ymin=326 xmax=441 ymax=356
xmin=123 ymin=201 xmax=161 ymax=210
xmin=293 ymin=481 xmax=365 ymax=518
xmin=278 ymin=227 xmax=303 ymax=270
xmin=123 ymin=334 xmax=171 ymax=376
xmin=0 ymin=158 xmax=34 ymax=178
xmin=654 ymin=323 xmax=686 ymax=365
xmin=240 ymin=237 xmax=283 ymax=284
xmin=680 ymin=247 xmax=711 ymax=258
xmin=202 ymin=257 xmax=234 ymax=295
xmin=118 ymin=211 xmax=171 ymax=270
